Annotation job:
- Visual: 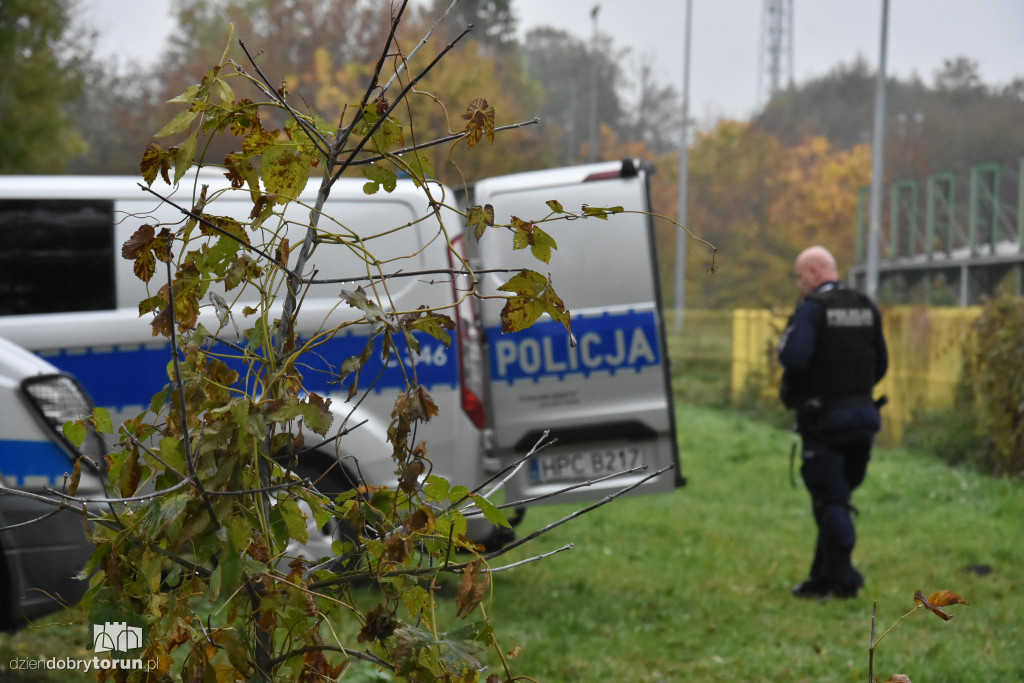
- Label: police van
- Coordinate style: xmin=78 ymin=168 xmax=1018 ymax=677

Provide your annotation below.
xmin=0 ymin=335 xmax=104 ymax=630
xmin=0 ymin=159 xmax=680 ymax=551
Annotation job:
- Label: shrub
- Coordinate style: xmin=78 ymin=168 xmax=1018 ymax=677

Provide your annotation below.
xmin=910 ymin=295 xmax=1024 ymax=477
xmin=963 ymin=295 xmax=1024 ymax=477
xmin=903 ymin=404 xmax=991 ymax=472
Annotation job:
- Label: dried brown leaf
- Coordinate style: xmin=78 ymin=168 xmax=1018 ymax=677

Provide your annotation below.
xmin=122 ymin=224 xmax=156 ymax=260
xmin=914 ymin=589 xmax=968 ymax=621
xmin=456 ymin=559 xmax=490 ymax=618
xmin=927 ymin=590 xmax=969 ymax=607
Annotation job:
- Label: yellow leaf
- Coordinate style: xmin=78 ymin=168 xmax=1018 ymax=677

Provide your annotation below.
xmin=134 ymin=250 xmax=157 ymax=283
xmin=498 ymin=270 xmax=570 ymax=333
xmin=261 ymin=143 xmax=313 ymax=204
xmin=461 ymin=98 xmax=495 ymax=148
xmin=140 ymin=142 xmax=172 ymax=186
xmin=511 ymin=216 xmax=557 ymax=263
xmin=468 ymin=204 xmax=494 ymax=241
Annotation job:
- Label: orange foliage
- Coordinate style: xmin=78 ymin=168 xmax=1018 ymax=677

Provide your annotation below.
xmin=679 ymin=121 xmax=870 ymax=309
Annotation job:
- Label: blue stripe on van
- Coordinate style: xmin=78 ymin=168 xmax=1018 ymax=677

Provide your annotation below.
xmin=486 ymin=309 xmax=662 ymax=383
xmin=0 ymin=440 xmax=73 ymax=486
xmin=38 ymin=333 xmax=459 ymax=413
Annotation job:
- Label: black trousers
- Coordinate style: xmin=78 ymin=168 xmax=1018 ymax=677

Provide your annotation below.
xmin=799 ymin=432 xmax=873 ymax=590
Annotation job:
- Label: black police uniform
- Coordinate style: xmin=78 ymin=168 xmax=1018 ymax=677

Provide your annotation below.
xmin=778 ymin=281 xmax=888 ymax=598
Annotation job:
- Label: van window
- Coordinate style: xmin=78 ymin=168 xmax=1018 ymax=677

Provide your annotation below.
xmin=0 ymin=200 xmax=115 ymax=315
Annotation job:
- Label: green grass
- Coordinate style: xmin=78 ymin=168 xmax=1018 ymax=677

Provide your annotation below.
xmin=478 ymin=404 xmax=1024 ymax=682
xmin=3 ymin=404 xmax=1022 ymax=682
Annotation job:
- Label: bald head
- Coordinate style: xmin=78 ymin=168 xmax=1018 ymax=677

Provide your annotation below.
xmin=794 ymin=246 xmax=838 ymax=295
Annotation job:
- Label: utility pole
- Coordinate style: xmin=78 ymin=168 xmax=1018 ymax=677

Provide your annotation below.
xmin=866 ymin=0 xmax=890 ymax=300
xmin=673 ymin=0 xmax=693 ymax=332
xmin=589 ymin=5 xmax=600 ymax=162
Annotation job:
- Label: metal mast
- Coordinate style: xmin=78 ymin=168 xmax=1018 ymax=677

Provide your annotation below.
xmin=757 ymin=0 xmax=794 ymax=106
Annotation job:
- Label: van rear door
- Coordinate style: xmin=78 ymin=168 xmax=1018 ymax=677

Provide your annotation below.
xmin=470 ymin=159 xmax=682 ymax=505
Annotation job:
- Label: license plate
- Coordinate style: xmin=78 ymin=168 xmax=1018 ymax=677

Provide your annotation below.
xmin=529 ymin=446 xmax=645 ymax=484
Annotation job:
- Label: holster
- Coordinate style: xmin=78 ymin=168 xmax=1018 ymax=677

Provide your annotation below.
xmin=795 ymin=398 xmax=823 ymax=431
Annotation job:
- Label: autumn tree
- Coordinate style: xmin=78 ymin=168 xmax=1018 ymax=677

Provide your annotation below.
xmin=769 ymin=135 xmax=872 ymax=273
xmin=683 ymin=121 xmax=870 ymax=308
xmin=620 ymin=54 xmax=683 ymax=156
xmin=66 ymin=60 xmax=168 ymax=174
xmin=0 ymin=0 xmax=87 ymax=172
xmin=521 ymin=26 xmax=629 ymax=165
xmin=162 ymin=0 xmax=388 ymax=82
xmin=399 ymin=36 xmax=556 ymax=183
xmin=934 ymin=56 xmax=986 ymax=95
xmin=62 ymin=0 xmax=396 ymax=175
xmin=425 ymin=0 xmax=518 ymax=51
xmin=293 ymin=31 xmax=556 ymax=185
xmin=756 ymin=56 xmax=1024 ymax=180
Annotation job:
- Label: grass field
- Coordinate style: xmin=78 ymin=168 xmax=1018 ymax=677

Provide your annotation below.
xmin=2 ymin=403 xmax=1022 ymax=682
xmin=477 ymin=403 xmax=1024 ymax=682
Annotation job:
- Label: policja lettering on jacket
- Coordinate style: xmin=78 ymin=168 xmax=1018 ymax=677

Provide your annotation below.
xmin=826 ymin=307 xmax=874 ymax=327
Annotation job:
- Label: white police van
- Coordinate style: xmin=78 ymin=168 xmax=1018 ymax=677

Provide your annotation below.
xmin=468 ymin=160 xmax=682 ymax=505
xmin=0 ymin=335 xmax=104 ymax=630
xmin=0 ymin=159 xmax=680 ymax=551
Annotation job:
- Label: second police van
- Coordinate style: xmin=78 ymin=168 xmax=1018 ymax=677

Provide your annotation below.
xmin=0 ymin=159 xmax=682 ymax=550
xmin=0 ymin=334 xmax=105 ymax=630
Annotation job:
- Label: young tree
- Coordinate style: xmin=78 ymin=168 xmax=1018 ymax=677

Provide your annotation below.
xmin=50 ymin=5 xmax=670 ymax=681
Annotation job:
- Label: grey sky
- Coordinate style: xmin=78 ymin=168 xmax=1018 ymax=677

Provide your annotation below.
xmin=82 ymin=0 xmax=1024 ymax=126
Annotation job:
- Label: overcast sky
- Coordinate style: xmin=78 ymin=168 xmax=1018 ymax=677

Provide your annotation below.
xmin=81 ymin=0 xmax=1024 ymax=125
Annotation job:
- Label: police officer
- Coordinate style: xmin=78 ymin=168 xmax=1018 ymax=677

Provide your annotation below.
xmin=778 ymin=246 xmax=888 ymax=599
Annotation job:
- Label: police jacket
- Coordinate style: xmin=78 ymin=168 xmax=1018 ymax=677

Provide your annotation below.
xmin=778 ymin=282 xmax=888 ymax=431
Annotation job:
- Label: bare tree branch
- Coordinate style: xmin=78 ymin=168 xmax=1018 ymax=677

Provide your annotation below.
xmin=467 ymin=544 xmax=573 ymax=574
xmin=163 ymin=251 xmax=221 ymax=532
xmin=483 ymin=464 xmax=675 ymax=562
xmin=380 ymin=0 xmax=464 ymax=94
xmin=345 ymin=118 xmax=541 ymax=168
xmin=306 ymin=465 xmax=674 ymax=591
xmin=267 ymin=644 xmax=394 ymax=671
xmin=235 ymin=42 xmax=333 ymax=158
xmin=465 ymin=465 xmax=652 ymax=513
xmin=0 ymin=505 xmax=64 ymax=532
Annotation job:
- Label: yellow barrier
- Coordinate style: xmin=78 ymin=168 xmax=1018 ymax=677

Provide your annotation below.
xmin=730 ymin=307 xmax=981 ymax=444
xmin=730 ymin=309 xmax=787 ymax=402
